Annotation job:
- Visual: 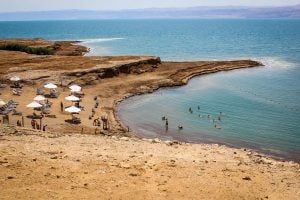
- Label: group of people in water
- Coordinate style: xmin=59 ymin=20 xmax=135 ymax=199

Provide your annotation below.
xmin=162 ymin=114 xmax=183 ymax=131
xmin=162 ymin=105 xmax=224 ymax=131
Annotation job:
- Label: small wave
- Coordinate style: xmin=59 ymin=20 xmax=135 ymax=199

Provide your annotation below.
xmin=80 ymin=38 xmax=124 ymax=44
xmin=258 ymin=57 xmax=296 ymax=69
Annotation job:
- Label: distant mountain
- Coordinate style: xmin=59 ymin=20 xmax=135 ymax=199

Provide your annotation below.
xmin=0 ymin=5 xmax=300 ymax=21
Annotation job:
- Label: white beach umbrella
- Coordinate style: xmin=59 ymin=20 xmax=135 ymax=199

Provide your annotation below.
xmin=34 ymin=95 xmax=46 ymax=101
xmin=65 ymin=106 xmax=81 ymax=114
xmin=0 ymin=99 xmax=6 ymax=106
xmin=26 ymin=101 xmax=42 ymax=108
xmin=9 ymin=76 xmax=21 ymax=82
xmin=44 ymin=83 xmax=57 ymax=89
xmin=65 ymin=95 xmax=80 ymax=102
xmin=69 ymin=85 xmax=81 ymax=92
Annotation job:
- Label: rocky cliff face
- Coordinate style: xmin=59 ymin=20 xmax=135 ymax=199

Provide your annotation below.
xmin=63 ymin=57 xmax=161 ymax=85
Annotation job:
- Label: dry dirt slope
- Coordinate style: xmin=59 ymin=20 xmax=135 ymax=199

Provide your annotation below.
xmin=0 ymin=127 xmax=299 ymax=200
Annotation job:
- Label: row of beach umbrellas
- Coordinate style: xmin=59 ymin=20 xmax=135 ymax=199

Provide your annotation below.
xmin=0 ymin=76 xmax=21 ymax=107
xmin=26 ymin=98 xmax=81 ymax=114
xmin=26 ymin=83 xmax=82 ymax=114
xmin=2 ymin=78 xmax=83 ymax=115
xmin=44 ymin=82 xmax=81 ymax=93
xmin=8 ymin=76 xmax=81 ymax=92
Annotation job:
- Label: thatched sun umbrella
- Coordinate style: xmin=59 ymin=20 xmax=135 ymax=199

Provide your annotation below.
xmin=69 ymin=85 xmax=81 ymax=92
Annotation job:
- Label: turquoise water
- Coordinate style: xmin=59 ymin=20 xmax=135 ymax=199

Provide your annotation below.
xmin=0 ymin=19 xmax=299 ymax=161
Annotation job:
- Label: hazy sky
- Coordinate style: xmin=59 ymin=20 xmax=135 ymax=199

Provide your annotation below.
xmin=1 ymin=0 xmax=300 ymax=12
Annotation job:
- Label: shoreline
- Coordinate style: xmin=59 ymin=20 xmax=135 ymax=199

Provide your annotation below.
xmin=78 ymin=43 xmax=300 ymax=163
xmin=1 ymin=38 xmax=297 ymax=164
xmin=2 ymin=38 xmax=297 ymax=163
xmin=0 ymin=38 xmax=299 ymax=199
xmin=114 ymin=67 xmax=300 ymax=164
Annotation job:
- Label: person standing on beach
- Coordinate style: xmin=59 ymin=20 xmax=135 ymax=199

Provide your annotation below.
xmin=60 ymin=101 xmax=64 ymax=112
xmin=17 ymin=120 xmax=21 ymax=126
xmin=93 ymin=118 xmax=97 ymax=126
xmin=31 ymin=119 xmax=36 ymax=129
xmin=42 ymin=125 xmax=47 ymax=131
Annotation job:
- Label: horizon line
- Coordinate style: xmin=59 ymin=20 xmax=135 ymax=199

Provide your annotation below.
xmin=0 ymin=4 xmax=299 ymax=14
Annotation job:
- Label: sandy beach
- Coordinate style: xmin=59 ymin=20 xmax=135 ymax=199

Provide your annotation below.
xmin=0 ymin=39 xmax=299 ymax=199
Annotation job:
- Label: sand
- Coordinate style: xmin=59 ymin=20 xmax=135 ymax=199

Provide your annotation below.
xmin=0 ymin=127 xmax=299 ymax=200
xmin=0 ymin=39 xmax=299 ymax=199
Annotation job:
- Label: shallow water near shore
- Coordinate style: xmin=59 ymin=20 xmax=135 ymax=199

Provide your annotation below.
xmin=118 ymin=65 xmax=300 ymax=161
xmin=0 ymin=19 xmax=299 ymax=161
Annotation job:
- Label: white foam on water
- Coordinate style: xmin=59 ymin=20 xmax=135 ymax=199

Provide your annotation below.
xmin=257 ymin=57 xmax=297 ymax=70
xmin=80 ymin=37 xmax=125 ymax=44
xmin=85 ymin=46 xmax=112 ymax=56
xmin=167 ymin=56 xmax=297 ymax=71
xmin=79 ymin=37 xmax=125 ymax=56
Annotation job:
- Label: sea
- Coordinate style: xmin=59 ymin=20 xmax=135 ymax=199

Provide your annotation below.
xmin=0 ymin=19 xmax=299 ymax=161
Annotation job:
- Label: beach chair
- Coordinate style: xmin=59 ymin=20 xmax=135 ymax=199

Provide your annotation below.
xmin=7 ymin=100 xmax=19 ymax=106
xmin=49 ymin=90 xmax=60 ymax=98
xmin=11 ymin=82 xmax=23 ymax=89
xmin=0 ymin=107 xmax=5 ymax=115
xmin=36 ymin=88 xmax=45 ymax=95
xmin=41 ymin=108 xmax=50 ymax=115
xmin=2 ymin=109 xmax=10 ymax=115
xmin=73 ymin=91 xmax=84 ymax=98
xmin=0 ymin=83 xmax=6 ymax=88
xmin=12 ymin=89 xmax=21 ymax=96
xmin=44 ymin=100 xmax=53 ymax=108
xmin=12 ymin=109 xmax=22 ymax=116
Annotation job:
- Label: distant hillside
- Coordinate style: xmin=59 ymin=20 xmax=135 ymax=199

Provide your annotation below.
xmin=0 ymin=5 xmax=299 ymax=21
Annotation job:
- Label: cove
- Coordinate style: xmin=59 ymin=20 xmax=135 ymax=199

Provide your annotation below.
xmin=118 ymin=65 xmax=300 ymax=162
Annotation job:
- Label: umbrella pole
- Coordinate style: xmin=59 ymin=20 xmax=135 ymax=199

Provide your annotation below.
xmin=22 ymin=116 xmax=24 ymax=127
xmin=40 ymin=112 xmax=42 ymax=130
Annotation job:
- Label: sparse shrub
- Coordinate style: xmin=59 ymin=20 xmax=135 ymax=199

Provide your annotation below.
xmin=0 ymin=43 xmax=53 ymax=55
